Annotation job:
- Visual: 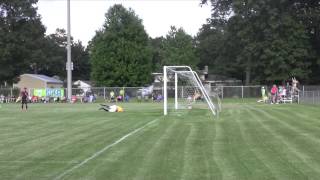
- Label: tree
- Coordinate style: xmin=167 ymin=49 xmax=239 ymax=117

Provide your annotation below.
xmin=196 ymin=19 xmax=232 ymax=75
xmin=0 ymin=0 xmax=46 ymax=84
xmin=72 ymin=41 xmax=90 ymax=80
xmin=160 ymin=26 xmax=199 ymax=69
xmin=37 ymin=29 xmax=67 ymax=78
xmin=90 ymin=4 xmax=152 ymax=86
xmin=291 ymin=1 xmax=320 ymax=84
xmin=198 ymin=0 xmax=315 ymax=84
xmin=39 ymin=28 xmax=89 ymax=80
xmin=0 ymin=0 xmax=89 ymax=85
xmin=150 ymin=36 xmax=165 ymax=72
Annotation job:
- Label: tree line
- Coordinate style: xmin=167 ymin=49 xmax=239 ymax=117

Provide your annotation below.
xmin=0 ymin=0 xmax=90 ymax=86
xmin=199 ymin=0 xmax=320 ymax=84
xmin=1 ymin=0 xmax=319 ymax=87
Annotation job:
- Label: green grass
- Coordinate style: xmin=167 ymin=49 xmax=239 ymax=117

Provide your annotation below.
xmin=0 ymin=102 xmax=320 ymax=179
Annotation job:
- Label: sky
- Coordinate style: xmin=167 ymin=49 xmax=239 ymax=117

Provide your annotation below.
xmin=37 ymin=0 xmax=212 ymax=46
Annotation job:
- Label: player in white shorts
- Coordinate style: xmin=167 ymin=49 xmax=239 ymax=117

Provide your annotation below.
xmin=99 ymin=104 xmax=124 ymax=112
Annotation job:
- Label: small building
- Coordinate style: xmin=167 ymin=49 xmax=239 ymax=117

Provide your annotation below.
xmin=73 ymin=80 xmax=92 ymax=95
xmin=14 ymin=74 xmax=63 ymax=89
xmin=73 ymin=80 xmax=92 ymax=89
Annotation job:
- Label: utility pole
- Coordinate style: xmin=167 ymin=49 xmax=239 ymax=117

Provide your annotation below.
xmin=67 ymin=0 xmax=72 ymax=101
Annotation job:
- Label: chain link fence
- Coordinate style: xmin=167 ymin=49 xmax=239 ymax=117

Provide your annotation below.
xmin=299 ymin=91 xmax=320 ymax=105
xmin=212 ymin=86 xmax=262 ymax=99
xmin=1 ymin=85 xmax=320 ymax=104
xmin=0 ymin=88 xmax=20 ymax=103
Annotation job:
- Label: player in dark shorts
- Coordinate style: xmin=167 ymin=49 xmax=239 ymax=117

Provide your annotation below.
xmin=21 ymin=88 xmax=29 ymax=110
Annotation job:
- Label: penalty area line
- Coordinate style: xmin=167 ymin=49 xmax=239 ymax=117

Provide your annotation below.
xmin=54 ymin=117 xmax=161 ymax=180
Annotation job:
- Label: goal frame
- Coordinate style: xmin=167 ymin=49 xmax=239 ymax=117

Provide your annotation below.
xmin=163 ymin=66 xmax=218 ymax=116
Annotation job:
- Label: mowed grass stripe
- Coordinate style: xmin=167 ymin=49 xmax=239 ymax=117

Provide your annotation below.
xmin=246 ymin=105 xmax=320 ymax=178
xmin=54 ymin=117 xmax=161 ymax=180
xmin=68 ymin=116 xmax=178 ymax=180
xmin=252 ymin=105 xmax=320 ymax=160
xmin=0 ymin=113 xmax=108 ymax=159
xmin=25 ymin=119 xmax=160 ymax=178
xmin=74 ymin=110 xmax=216 ymax=180
xmin=1 ymin=102 xmax=320 ymax=179
xmin=132 ymin=115 xmax=182 ymax=180
xmin=128 ymin=114 xmax=189 ymax=180
xmin=240 ymin=107 xmax=307 ymax=179
xmin=0 ymin=104 xmax=162 ymax=179
xmin=211 ymin=106 xmax=237 ymax=180
xmin=1 ymin=118 xmax=125 ymax=177
xmin=264 ymin=106 xmax=320 ymax=145
xmin=232 ymin=108 xmax=279 ymax=180
xmin=99 ymin=119 xmax=171 ymax=179
xmin=211 ymin=109 xmax=246 ymax=179
xmin=253 ymin=105 xmax=320 ymax=174
xmin=0 ymin=109 xmax=127 ymax=161
xmin=197 ymin=115 xmax=222 ymax=180
xmin=180 ymin=111 xmax=221 ymax=180
xmin=0 ymin=104 xmax=102 ymax=143
xmin=13 ymin=117 xmax=146 ymax=179
xmin=216 ymin=108 xmax=277 ymax=180
xmin=267 ymin=105 xmax=320 ymax=134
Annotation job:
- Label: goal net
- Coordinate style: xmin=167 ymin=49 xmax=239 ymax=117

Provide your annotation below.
xmin=163 ymin=66 xmax=221 ymax=116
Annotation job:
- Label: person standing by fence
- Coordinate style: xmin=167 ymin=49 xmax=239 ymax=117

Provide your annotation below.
xmin=110 ymin=90 xmax=115 ymax=102
xmin=119 ymin=88 xmax=125 ymax=102
xmin=21 ymin=87 xmax=29 ymax=111
xmin=261 ymin=87 xmax=268 ymax=103
xmin=271 ymin=85 xmax=278 ymax=104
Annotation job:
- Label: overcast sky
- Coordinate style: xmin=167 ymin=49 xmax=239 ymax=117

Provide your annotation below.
xmin=37 ymin=0 xmax=212 ymax=46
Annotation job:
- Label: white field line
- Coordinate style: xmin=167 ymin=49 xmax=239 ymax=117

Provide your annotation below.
xmin=54 ymin=117 xmax=161 ymax=180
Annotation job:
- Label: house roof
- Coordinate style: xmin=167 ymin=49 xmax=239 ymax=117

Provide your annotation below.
xmin=73 ymin=80 xmax=92 ymax=87
xmin=24 ymin=74 xmax=63 ymax=84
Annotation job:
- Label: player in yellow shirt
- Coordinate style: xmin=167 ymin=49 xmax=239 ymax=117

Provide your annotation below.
xmin=99 ymin=104 xmax=124 ymax=112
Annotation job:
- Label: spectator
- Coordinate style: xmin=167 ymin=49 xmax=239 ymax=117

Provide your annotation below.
xmin=54 ymin=97 xmax=60 ymax=103
xmin=156 ymin=94 xmax=163 ymax=102
xmin=0 ymin=94 xmax=4 ymax=103
xmin=119 ymin=88 xmax=125 ymax=101
xmin=271 ymin=85 xmax=278 ymax=104
xmin=281 ymin=86 xmax=286 ymax=97
xmin=31 ymin=96 xmax=38 ymax=103
xmin=117 ymin=95 xmax=123 ymax=102
xmin=152 ymin=93 xmax=157 ymax=102
xmin=61 ymin=96 xmax=67 ymax=103
xmin=258 ymin=87 xmax=268 ymax=103
xmin=110 ymin=91 xmax=115 ymax=102
xmin=193 ymin=91 xmax=202 ymax=101
xmin=10 ymin=96 xmax=16 ymax=103
xmin=89 ymin=94 xmax=95 ymax=103
xmin=71 ymin=96 xmax=77 ymax=103
xmin=125 ymin=94 xmax=130 ymax=102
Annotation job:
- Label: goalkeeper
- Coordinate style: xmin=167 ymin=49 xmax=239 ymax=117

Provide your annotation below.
xmin=99 ymin=104 xmax=124 ymax=112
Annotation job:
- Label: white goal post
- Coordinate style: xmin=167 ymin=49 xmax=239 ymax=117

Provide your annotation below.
xmin=163 ymin=66 xmax=220 ymax=116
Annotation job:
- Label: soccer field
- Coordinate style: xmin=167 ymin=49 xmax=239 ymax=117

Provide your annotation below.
xmin=1 ymin=102 xmax=320 ymax=179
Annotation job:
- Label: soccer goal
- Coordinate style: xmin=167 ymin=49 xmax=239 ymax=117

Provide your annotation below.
xmin=163 ymin=66 xmax=221 ymax=116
